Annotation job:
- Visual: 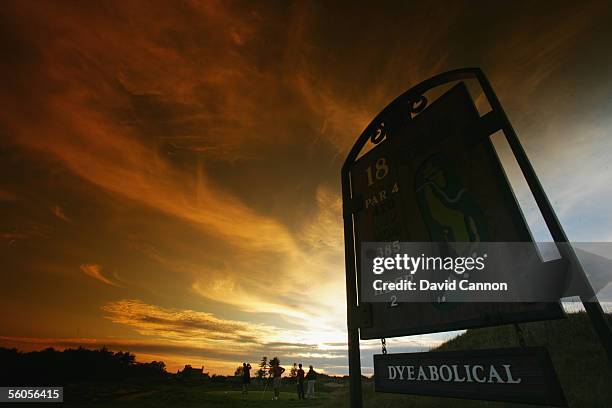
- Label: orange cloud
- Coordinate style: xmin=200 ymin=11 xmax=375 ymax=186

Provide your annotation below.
xmin=51 ymin=205 xmax=70 ymax=222
xmin=79 ymin=264 xmax=123 ymax=287
xmin=0 ymin=1 xmax=303 ymax=257
xmin=102 ymin=299 xmax=267 ymax=345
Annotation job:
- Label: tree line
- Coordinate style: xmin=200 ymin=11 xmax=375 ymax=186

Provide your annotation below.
xmin=0 ymin=347 xmax=167 ymax=386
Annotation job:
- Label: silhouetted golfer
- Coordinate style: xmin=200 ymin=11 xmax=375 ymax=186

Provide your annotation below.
xmin=305 ymin=365 xmax=317 ymax=399
xmin=242 ymin=362 xmax=251 ymax=394
xmin=270 ymin=359 xmax=285 ymax=400
xmin=296 ymin=363 xmax=305 ymax=399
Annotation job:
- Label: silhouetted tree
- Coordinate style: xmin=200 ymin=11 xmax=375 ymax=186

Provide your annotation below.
xmin=114 ymin=350 xmax=135 ymax=366
xmin=289 ymin=363 xmax=298 ymax=378
xmin=257 ymin=356 xmax=268 ymax=380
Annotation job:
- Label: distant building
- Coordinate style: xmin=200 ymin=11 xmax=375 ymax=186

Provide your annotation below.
xmin=179 ymin=364 xmax=205 ymax=378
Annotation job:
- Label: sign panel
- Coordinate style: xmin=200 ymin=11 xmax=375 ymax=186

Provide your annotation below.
xmin=349 ymin=82 xmax=564 ymax=339
xmin=374 ymin=348 xmax=566 ymax=406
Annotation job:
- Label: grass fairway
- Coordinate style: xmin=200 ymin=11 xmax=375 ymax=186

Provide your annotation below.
xmin=60 ymin=383 xmax=336 ymax=408
xmin=204 ymin=390 xmax=330 ymax=406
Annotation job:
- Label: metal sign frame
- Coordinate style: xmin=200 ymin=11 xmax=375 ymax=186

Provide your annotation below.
xmin=341 ymin=67 xmax=612 ymax=408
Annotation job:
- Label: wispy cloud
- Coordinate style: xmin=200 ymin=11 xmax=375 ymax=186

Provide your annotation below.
xmin=102 ymin=299 xmax=265 ymax=344
xmin=51 ymin=205 xmax=70 ymax=222
xmin=79 ymin=264 xmax=123 ymax=288
xmin=98 ymin=299 xmax=355 ymax=373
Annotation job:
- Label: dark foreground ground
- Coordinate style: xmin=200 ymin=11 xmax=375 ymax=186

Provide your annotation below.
xmin=66 ymin=383 xmax=340 ymax=408
xmin=3 ymin=312 xmax=612 ymax=407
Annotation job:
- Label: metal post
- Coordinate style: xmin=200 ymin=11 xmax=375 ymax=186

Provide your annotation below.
xmin=342 ymin=168 xmax=363 ymax=408
xmin=475 ymin=69 xmax=612 ymax=366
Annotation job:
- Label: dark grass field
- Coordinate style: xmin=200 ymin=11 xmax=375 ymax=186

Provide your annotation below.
xmin=58 ymin=381 xmax=341 ymax=408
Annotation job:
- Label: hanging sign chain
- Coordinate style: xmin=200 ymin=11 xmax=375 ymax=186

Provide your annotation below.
xmin=381 ymin=338 xmax=387 ymax=354
xmin=514 ymin=323 xmax=527 ymax=348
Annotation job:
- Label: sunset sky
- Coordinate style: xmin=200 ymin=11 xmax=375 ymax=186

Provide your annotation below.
xmin=2 ymin=1 xmax=612 ymax=375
